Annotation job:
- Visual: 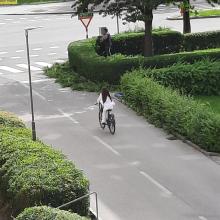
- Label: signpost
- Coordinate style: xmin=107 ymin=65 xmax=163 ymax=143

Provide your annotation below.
xmin=78 ymin=12 xmax=93 ymax=39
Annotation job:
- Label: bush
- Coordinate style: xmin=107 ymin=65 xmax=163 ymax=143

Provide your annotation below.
xmin=184 ymin=31 xmax=220 ymax=51
xmin=142 ymin=59 xmax=220 ymax=95
xmin=45 ymin=62 xmax=119 ymax=92
xmin=0 ymin=111 xmax=25 ymax=128
xmin=68 ymin=38 xmax=220 ymax=84
xmin=16 ymin=206 xmax=88 ymax=220
xmin=121 ymin=71 xmax=220 ymax=152
xmin=0 ymin=126 xmax=89 ymax=217
xmin=96 ymin=30 xmax=183 ymax=56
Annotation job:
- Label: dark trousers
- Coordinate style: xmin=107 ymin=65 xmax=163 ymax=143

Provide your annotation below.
xmin=104 ymin=46 xmax=111 ymax=57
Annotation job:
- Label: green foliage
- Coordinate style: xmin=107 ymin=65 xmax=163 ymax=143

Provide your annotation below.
xmin=0 ymin=126 xmax=89 ymax=217
xmin=121 ymin=72 xmax=220 ymax=152
xmin=68 ymin=38 xmax=220 ymax=84
xmin=0 ymin=111 xmax=25 ymax=128
xmin=184 ymin=31 xmax=220 ymax=51
xmin=142 ymin=59 xmax=220 ymax=95
xmin=17 ymin=0 xmax=56 ymax=4
xmin=196 ymin=96 xmax=220 ymax=115
xmin=45 ymin=62 xmax=118 ymax=92
xmin=16 ymin=206 xmax=88 ymax=220
xmin=96 ymin=30 xmax=183 ymax=56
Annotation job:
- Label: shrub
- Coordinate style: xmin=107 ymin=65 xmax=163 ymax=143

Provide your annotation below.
xmin=68 ymin=38 xmax=220 ymax=84
xmin=16 ymin=206 xmax=88 ymax=220
xmin=142 ymin=60 xmax=220 ymax=95
xmin=184 ymin=31 xmax=220 ymax=51
xmin=0 ymin=126 xmax=89 ymax=217
xmin=99 ymin=30 xmax=183 ymax=56
xmin=121 ymin=71 xmax=220 ymax=152
xmin=0 ymin=111 xmax=25 ymax=128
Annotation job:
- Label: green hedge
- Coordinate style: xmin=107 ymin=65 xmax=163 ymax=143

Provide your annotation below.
xmin=142 ymin=60 xmax=220 ymax=95
xmin=0 ymin=126 xmax=89 ymax=217
xmin=16 ymin=206 xmax=88 ymax=220
xmin=97 ymin=31 xmax=183 ymax=56
xmin=0 ymin=111 xmax=25 ymax=128
xmin=121 ymin=71 xmax=220 ymax=152
xmin=68 ymin=38 xmax=220 ymax=84
xmin=184 ymin=31 xmax=220 ymax=51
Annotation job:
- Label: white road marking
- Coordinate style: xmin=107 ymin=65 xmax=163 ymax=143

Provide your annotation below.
xmin=199 ymin=216 xmax=208 ymax=220
xmin=32 ymin=48 xmax=42 ymax=51
xmin=50 ymin=46 xmax=59 ymax=49
xmin=0 ymin=23 xmax=6 ymax=25
xmin=19 ymin=17 xmax=27 ymax=20
xmin=54 ymin=59 xmax=65 ymax=63
xmin=48 ymin=53 xmax=57 ymax=56
xmin=93 ymin=136 xmax=120 ymax=156
xmin=74 ymin=111 xmax=86 ymax=114
xmin=16 ymin=50 xmax=24 ymax=53
xmin=13 ymin=21 xmax=21 ymax=24
xmin=35 ymin=62 xmax=52 ymax=68
xmin=22 ymin=83 xmax=46 ymax=100
xmin=140 ymin=171 xmax=173 ymax=197
xmin=21 ymin=78 xmax=54 ymax=84
xmin=57 ymin=109 xmax=79 ymax=124
xmin=0 ymin=66 xmax=23 ymax=73
xmin=30 ymin=55 xmax=39 ymax=57
xmin=4 ymin=18 xmax=13 ymax=21
xmin=16 ymin=64 xmax=41 ymax=71
xmin=0 ymin=52 xmax=8 ymax=55
xmin=11 ymin=56 xmax=21 ymax=59
xmin=0 ymin=72 xmax=3 ymax=75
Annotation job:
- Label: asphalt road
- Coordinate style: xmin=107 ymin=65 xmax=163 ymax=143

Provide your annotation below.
xmin=0 ymin=3 xmax=220 ymax=220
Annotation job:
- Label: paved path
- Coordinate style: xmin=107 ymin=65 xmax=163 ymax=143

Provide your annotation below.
xmin=0 ymin=3 xmax=220 ymax=220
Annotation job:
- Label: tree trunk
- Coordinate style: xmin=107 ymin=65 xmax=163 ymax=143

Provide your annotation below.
xmin=183 ymin=0 xmax=191 ymax=33
xmin=144 ymin=9 xmax=153 ymax=57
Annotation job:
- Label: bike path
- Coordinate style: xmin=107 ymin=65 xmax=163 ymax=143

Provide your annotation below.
xmin=1 ymin=77 xmax=220 ymax=220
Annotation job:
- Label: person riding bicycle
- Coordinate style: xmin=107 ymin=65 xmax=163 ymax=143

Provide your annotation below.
xmin=97 ymin=88 xmax=115 ymax=124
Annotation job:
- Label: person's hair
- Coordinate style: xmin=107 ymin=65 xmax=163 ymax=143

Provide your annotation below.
xmin=103 ymin=27 xmax=108 ymax=32
xmin=102 ymin=88 xmax=112 ymax=103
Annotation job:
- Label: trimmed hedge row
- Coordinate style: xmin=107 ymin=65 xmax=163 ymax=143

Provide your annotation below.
xmin=16 ymin=206 xmax=88 ymax=220
xmin=96 ymin=30 xmax=220 ymax=56
xmin=184 ymin=31 xmax=220 ymax=51
xmin=107 ymin=31 xmax=183 ymax=55
xmin=68 ymin=38 xmax=220 ymax=84
xmin=121 ymin=71 xmax=220 ymax=152
xmin=0 ymin=125 xmax=89 ymax=217
xmin=142 ymin=60 xmax=220 ymax=95
xmin=0 ymin=111 xmax=25 ymax=128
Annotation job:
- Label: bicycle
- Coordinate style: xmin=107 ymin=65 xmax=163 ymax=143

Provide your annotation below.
xmin=98 ymin=103 xmax=116 ymax=135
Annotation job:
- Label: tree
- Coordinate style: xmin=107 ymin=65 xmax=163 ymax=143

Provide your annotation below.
xmin=179 ymin=0 xmax=220 ymax=33
xmin=72 ymin=0 xmax=174 ymax=57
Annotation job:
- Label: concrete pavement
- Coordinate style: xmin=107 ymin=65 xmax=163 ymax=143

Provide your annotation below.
xmin=0 ymin=3 xmax=220 ymax=220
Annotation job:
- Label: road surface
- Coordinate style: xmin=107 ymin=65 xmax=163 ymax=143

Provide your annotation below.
xmin=0 ymin=3 xmax=220 ymax=220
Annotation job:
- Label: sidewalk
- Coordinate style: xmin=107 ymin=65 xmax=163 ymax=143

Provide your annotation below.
xmin=0 ymin=1 xmax=73 ymax=15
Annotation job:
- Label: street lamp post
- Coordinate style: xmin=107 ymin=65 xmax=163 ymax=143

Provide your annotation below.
xmin=25 ymin=26 xmax=42 ymax=141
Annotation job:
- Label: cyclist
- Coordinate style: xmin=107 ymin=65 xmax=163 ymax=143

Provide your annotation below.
xmin=97 ymin=88 xmax=115 ymax=124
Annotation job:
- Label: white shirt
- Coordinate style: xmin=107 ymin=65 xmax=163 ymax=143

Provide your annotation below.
xmin=97 ymin=94 xmax=115 ymax=109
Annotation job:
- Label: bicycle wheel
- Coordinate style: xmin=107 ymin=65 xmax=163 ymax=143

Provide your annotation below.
xmin=108 ymin=114 xmax=115 ymax=135
xmin=99 ymin=110 xmax=105 ymax=129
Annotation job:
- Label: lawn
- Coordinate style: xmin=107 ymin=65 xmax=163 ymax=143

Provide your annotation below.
xmin=191 ymin=9 xmax=220 ymax=17
xmin=196 ymin=96 xmax=220 ymax=115
xmin=17 ymin=0 xmax=61 ymax=4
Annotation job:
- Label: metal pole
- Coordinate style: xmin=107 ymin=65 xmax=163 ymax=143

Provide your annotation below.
xmin=86 ymin=27 xmax=88 ymax=39
xmin=25 ymin=30 xmax=36 ymax=141
xmin=116 ymin=14 xmax=119 ymax=34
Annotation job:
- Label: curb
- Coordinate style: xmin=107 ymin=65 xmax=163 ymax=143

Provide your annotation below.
xmin=167 ymin=15 xmax=220 ymax=20
xmin=0 ymin=11 xmax=73 ymax=15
